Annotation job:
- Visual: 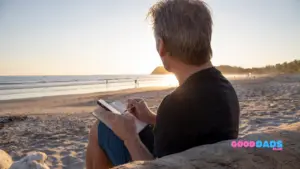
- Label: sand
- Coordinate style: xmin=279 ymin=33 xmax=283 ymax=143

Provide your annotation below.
xmin=0 ymin=75 xmax=300 ymax=169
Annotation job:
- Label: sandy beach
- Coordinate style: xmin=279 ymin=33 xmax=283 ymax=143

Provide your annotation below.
xmin=1 ymin=74 xmax=300 ymax=169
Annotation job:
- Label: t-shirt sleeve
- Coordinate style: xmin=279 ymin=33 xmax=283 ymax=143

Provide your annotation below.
xmin=153 ymin=93 xmax=216 ymax=158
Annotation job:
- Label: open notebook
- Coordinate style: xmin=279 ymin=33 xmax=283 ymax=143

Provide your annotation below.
xmin=92 ymin=99 xmax=147 ymax=133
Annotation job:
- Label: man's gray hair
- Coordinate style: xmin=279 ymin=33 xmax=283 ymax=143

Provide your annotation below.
xmin=148 ymin=0 xmax=213 ymax=65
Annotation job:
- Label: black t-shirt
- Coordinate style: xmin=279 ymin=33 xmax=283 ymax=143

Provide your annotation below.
xmin=153 ymin=67 xmax=240 ymax=158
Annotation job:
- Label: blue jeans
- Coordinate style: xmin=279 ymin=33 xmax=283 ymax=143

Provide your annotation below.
xmin=97 ymin=121 xmax=154 ymax=166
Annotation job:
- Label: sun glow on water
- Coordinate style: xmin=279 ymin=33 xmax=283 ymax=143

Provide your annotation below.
xmin=164 ymin=74 xmax=179 ymax=87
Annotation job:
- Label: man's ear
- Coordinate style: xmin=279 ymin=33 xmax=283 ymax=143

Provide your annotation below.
xmin=157 ymin=38 xmax=167 ymax=58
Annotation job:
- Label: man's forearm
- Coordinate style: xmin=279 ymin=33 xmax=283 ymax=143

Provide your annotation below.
xmin=124 ymin=136 xmax=154 ymax=161
xmin=148 ymin=110 xmax=157 ymax=125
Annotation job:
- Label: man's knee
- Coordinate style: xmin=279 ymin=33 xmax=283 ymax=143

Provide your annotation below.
xmin=88 ymin=121 xmax=99 ymax=145
xmin=86 ymin=121 xmax=111 ymax=169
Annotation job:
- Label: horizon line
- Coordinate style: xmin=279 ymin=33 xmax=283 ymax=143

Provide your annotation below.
xmin=0 ymin=59 xmax=298 ymax=76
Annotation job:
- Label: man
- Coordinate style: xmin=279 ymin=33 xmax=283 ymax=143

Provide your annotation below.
xmin=86 ymin=0 xmax=240 ymax=168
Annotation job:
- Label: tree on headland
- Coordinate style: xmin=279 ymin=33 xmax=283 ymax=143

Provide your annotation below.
xmin=151 ymin=60 xmax=300 ymax=75
xmin=217 ymin=60 xmax=300 ymax=74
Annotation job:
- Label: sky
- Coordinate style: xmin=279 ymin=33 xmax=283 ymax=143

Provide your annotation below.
xmin=0 ymin=0 xmax=299 ymax=75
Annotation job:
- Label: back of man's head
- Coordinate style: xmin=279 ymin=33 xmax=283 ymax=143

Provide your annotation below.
xmin=148 ymin=0 xmax=213 ymax=67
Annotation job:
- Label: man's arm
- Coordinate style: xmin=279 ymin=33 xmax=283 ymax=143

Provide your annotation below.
xmin=147 ymin=110 xmax=157 ymax=125
xmin=124 ymin=136 xmax=154 ymax=161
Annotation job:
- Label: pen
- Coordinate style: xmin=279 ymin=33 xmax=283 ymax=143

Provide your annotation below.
xmin=123 ymin=101 xmax=156 ymax=114
xmin=123 ymin=100 xmax=143 ymax=113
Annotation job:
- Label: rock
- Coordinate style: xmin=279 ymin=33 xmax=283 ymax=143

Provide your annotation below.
xmin=0 ymin=150 xmax=13 ymax=169
xmin=114 ymin=122 xmax=300 ymax=169
xmin=9 ymin=152 xmax=49 ymax=169
xmin=151 ymin=66 xmax=171 ymax=75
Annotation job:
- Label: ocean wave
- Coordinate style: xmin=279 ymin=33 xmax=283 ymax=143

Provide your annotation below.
xmin=0 ymin=81 xmax=105 ymax=90
xmin=0 ymin=75 xmax=168 ymax=93
xmin=0 ymin=77 xmax=156 ymax=90
xmin=0 ymin=76 xmax=153 ymax=85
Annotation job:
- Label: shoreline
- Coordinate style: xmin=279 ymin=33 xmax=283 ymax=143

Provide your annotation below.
xmin=0 ymin=86 xmax=173 ymax=116
xmin=0 ymin=74 xmax=175 ymax=101
xmin=0 ymin=73 xmax=273 ymax=101
xmin=0 ymin=86 xmax=171 ymax=103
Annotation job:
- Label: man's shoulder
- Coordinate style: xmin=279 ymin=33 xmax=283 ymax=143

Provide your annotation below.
xmin=157 ymin=93 xmax=172 ymax=112
xmin=158 ymin=74 xmax=237 ymax=115
xmin=158 ymin=67 xmax=237 ymax=106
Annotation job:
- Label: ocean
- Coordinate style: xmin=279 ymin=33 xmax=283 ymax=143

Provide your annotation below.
xmin=0 ymin=75 xmax=177 ymax=101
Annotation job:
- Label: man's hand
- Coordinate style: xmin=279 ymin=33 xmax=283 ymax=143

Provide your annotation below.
xmin=93 ymin=106 xmax=154 ymax=161
xmin=127 ymin=98 xmax=156 ymax=125
xmin=93 ymin=107 xmax=138 ymax=142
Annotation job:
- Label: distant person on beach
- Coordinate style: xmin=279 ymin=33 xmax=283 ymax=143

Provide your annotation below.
xmin=86 ymin=0 xmax=240 ymax=168
xmin=248 ymin=73 xmax=252 ymax=78
xmin=134 ymin=79 xmax=139 ymax=88
xmin=105 ymin=79 xmax=108 ymax=88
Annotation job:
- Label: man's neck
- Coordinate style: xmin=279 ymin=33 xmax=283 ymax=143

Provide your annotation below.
xmin=172 ymin=61 xmax=213 ymax=85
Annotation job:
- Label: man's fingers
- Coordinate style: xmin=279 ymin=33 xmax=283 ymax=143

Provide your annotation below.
xmin=127 ymin=98 xmax=140 ymax=109
xmin=111 ymin=113 xmax=134 ymax=129
xmin=94 ymin=107 xmax=120 ymax=125
xmin=127 ymin=103 xmax=132 ymax=110
xmin=110 ymin=113 xmax=121 ymax=124
xmin=127 ymin=99 xmax=136 ymax=109
xmin=123 ymin=113 xmax=135 ymax=121
xmin=128 ymin=109 xmax=137 ymax=117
